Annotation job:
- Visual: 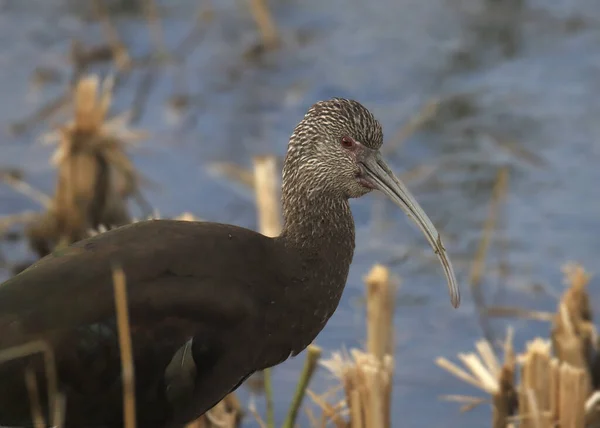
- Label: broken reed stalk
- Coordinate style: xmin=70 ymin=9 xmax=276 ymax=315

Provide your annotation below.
xmin=253 ymin=155 xmax=282 ymax=238
xmin=361 ymin=264 xmax=397 ymax=428
xmin=518 ymin=338 xmax=588 ymax=428
xmin=365 ymin=265 xmax=395 ymax=361
xmin=282 ymin=345 xmax=322 ymax=428
xmin=518 ymin=339 xmax=552 ymax=428
xmin=439 ymin=263 xmax=597 ymax=428
xmin=436 ymin=328 xmax=517 ymax=427
xmin=493 ymin=330 xmax=516 ymax=428
xmin=365 ymin=264 xmax=396 ymax=428
xmin=469 ymin=166 xmax=509 ymax=347
xmin=253 ymin=154 xmax=282 ymax=428
xmin=558 ymin=364 xmax=588 ymax=428
xmin=112 ymin=266 xmax=136 ymax=428
xmin=248 ymin=0 xmax=280 ymax=49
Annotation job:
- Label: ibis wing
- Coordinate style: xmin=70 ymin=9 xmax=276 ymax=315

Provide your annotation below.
xmin=0 ymin=271 xmax=256 ymax=351
xmin=0 ymin=215 xmax=282 ymax=427
xmin=0 ymin=219 xmax=271 ymax=345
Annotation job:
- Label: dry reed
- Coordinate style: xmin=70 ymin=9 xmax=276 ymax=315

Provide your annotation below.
xmin=112 ymin=267 xmax=137 ymax=428
xmin=247 ymin=0 xmax=280 ymax=49
xmin=25 ymin=73 xmax=148 ymax=258
xmin=253 ymin=155 xmax=282 ymax=238
xmin=438 ymin=262 xmax=600 ymax=428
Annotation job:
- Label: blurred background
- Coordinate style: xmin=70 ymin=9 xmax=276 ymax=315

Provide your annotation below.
xmin=0 ymin=0 xmax=599 ymax=426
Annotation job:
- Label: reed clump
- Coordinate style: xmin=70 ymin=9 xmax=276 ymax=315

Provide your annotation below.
xmin=25 ymin=73 xmax=148 ymax=258
xmin=437 ymin=262 xmax=600 ymax=428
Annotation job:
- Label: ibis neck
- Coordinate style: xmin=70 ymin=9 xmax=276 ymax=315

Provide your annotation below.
xmin=279 ymin=180 xmax=355 ymax=256
xmin=278 ymin=143 xmax=356 ymax=270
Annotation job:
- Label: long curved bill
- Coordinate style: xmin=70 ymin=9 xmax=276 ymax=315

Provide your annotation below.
xmin=361 ymin=152 xmax=461 ymax=308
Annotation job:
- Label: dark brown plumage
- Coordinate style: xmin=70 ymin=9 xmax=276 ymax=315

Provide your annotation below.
xmin=0 ymin=98 xmax=460 ymax=428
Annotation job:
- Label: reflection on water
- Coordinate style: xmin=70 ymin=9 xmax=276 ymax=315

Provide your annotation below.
xmin=1 ymin=0 xmax=600 ymax=426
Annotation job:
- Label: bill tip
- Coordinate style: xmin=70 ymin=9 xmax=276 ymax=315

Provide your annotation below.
xmin=451 ymin=295 xmax=460 ymax=309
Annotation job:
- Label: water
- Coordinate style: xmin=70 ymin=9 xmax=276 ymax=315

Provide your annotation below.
xmin=1 ymin=0 xmax=600 ymax=426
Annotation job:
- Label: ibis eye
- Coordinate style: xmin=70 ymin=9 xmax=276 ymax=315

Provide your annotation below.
xmin=341 ymin=136 xmax=355 ymax=149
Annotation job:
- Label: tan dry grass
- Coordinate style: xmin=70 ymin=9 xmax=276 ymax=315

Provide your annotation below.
xmin=438 ymin=262 xmax=599 ymax=428
xmin=26 ymin=73 xmax=148 ymax=257
xmin=112 ymin=267 xmax=136 ymax=428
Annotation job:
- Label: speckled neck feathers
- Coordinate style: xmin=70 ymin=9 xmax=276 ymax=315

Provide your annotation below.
xmin=280 ymin=177 xmax=355 ymax=251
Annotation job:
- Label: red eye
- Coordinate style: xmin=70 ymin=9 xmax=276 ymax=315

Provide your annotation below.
xmin=341 ymin=136 xmax=355 ymax=149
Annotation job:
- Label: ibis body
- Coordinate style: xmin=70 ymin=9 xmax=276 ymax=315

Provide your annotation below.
xmin=0 ymin=98 xmax=460 ymax=427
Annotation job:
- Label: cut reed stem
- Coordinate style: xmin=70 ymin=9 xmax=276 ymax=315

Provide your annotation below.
xmin=112 ymin=266 xmax=136 ymax=428
xmin=364 ymin=264 xmax=395 ymax=360
xmin=253 ymin=155 xmax=282 ymax=238
xmin=439 ymin=263 xmax=597 ymax=428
